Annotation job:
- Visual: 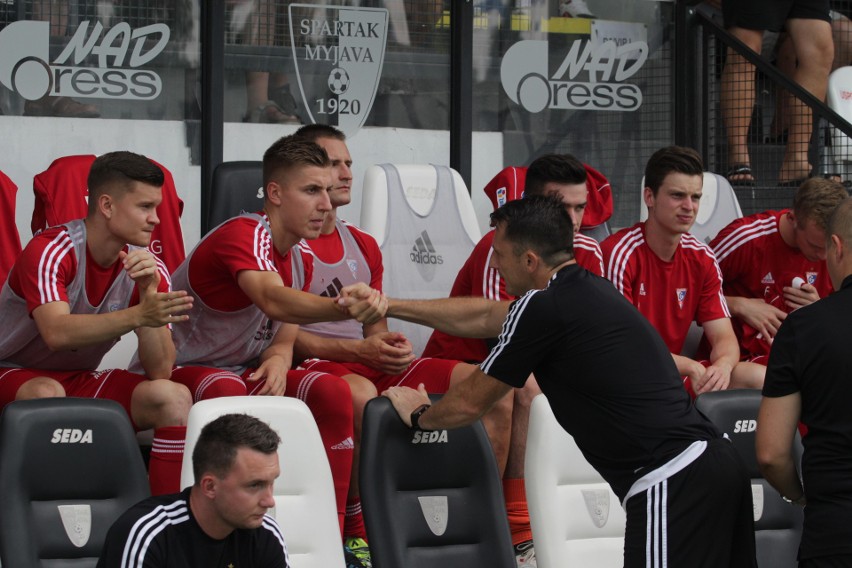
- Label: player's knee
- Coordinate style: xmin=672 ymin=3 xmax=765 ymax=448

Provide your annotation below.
xmin=345 ymin=375 xmax=377 ymax=412
xmin=135 ymin=380 xmax=192 ymax=426
xmin=16 ymin=377 xmax=65 ymax=400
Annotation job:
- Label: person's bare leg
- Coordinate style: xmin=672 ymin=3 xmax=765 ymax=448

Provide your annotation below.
xmin=504 ymin=375 xmax=541 ymax=479
xmin=780 ymin=18 xmax=834 ymax=182
xmin=770 ymin=33 xmax=796 ymax=140
xmin=730 ymin=361 xmax=766 ymax=390
xmin=720 ymin=27 xmax=765 ymax=181
xmin=15 ymin=376 xmax=65 ymax=400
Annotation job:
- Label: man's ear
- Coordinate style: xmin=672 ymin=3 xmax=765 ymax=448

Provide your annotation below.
xmin=97 ymin=193 xmax=113 ymax=219
xmin=198 ymin=473 xmax=218 ymax=499
xmin=265 ymin=181 xmax=282 ymax=206
xmin=524 ymin=250 xmax=539 ymax=272
xmin=831 ymin=234 xmax=844 ymax=262
xmin=642 ymin=186 xmax=654 ymax=210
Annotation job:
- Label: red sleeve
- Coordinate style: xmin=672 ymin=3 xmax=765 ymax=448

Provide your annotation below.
xmin=694 ymin=246 xmax=730 ymax=324
xmin=574 ymin=234 xmax=604 ymax=277
xmin=187 ymin=217 xmax=278 ymax=311
xmin=455 ymin=231 xmax=512 ymax=301
xmin=9 ymin=228 xmax=77 ymax=314
xmin=600 ymin=230 xmax=637 ymax=304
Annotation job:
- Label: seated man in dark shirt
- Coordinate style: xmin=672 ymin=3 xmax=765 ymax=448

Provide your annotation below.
xmin=98 ymin=413 xmax=290 ymax=567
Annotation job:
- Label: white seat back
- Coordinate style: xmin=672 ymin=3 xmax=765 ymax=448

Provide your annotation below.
xmin=827 ymin=66 xmax=852 ymax=177
xmin=525 ymin=395 xmax=625 ymax=568
xmin=181 ymin=397 xmax=344 ymax=568
xmin=640 ymin=172 xmax=742 ymax=244
xmin=360 ymin=164 xmax=480 ymax=356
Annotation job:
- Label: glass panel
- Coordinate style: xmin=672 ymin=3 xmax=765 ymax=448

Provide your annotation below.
xmin=471 ymin=0 xmax=674 ymax=230
xmin=222 ymin=0 xmax=454 ymax=226
xmin=0 ymin=0 xmax=202 ymax=247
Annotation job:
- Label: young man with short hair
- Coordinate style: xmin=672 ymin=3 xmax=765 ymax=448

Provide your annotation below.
xmin=291 ymin=125 xmax=511 ymax=566
xmin=0 ymin=151 xmax=193 ymax=495
xmin=602 ymin=146 xmax=764 ymax=396
xmin=710 ymin=177 xmax=848 ymax=363
xmin=97 ymin=413 xmax=290 ymax=567
xmin=164 ymin=136 xmax=385 ymax=564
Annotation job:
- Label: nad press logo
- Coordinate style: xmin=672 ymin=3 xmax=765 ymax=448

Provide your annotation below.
xmin=500 ymin=35 xmax=647 ymax=113
xmin=0 ymin=20 xmax=169 ymax=102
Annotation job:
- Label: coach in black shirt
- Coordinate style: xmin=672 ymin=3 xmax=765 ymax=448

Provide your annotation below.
xmin=757 ymin=197 xmax=852 ymax=567
xmin=379 ymin=195 xmax=757 ymax=567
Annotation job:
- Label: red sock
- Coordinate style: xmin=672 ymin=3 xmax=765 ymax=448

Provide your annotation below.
xmin=503 ymin=478 xmax=533 ymax=545
xmin=344 ymin=498 xmax=367 ymax=540
xmin=149 ymin=425 xmax=186 ymax=496
xmin=287 ymin=370 xmax=354 ymax=535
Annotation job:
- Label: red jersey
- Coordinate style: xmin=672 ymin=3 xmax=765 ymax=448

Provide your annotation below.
xmin=32 ymin=154 xmax=186 ymax=274
xmin=7 ymin=225 xmax=169 ymax=314
xmin=185 ymin=214 xmax=311 ymax=312
xmin=710 ymin=210 xmax=833 ymax=357
xmin=602 ymin=222 xmax=729 ymax=355
xmin=421 ymin=229 xmax=604 ymax=362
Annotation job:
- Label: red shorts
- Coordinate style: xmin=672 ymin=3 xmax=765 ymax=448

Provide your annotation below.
xmin=169 ymin=365 xmax=350 ymax=400
xmin=0 ymin=367 xmax=146 ymax=428
xmin=299 ymin=357 xmax=462 ymax=393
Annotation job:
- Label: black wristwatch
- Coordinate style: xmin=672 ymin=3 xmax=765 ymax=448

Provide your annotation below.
xmin=409 ymin=403 xmax=432 ymax=431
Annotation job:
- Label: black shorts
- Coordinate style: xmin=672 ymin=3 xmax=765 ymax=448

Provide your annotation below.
xmin=800 ymin=555 xmax=852 ymax=568
xmin=723 ymin=0 xmax=831 ymax=32
xmin=623 ymin=439 xmax=757 ymax=568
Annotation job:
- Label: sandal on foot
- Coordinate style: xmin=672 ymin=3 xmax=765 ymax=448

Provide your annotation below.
xmin=725 ymin=164 xmax=755 ymax=186
xmin=243 ymin=100 xmax=301 ymax=124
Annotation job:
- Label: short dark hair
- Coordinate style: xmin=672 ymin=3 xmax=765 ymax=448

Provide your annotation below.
xmin=262 ymin=135 xmax=330 ymax=188
xmin=87 ymin=151 xmax=164 ymax=214
xmin=490 ymin=194 xmax=575 ymax=265
xmin=525 ymin=154 xmax=587 ymax=196
xmin=643 ymin=146 xmax=703 ymax=196
xmin=793 ymin=178 xmax=849 ymax=231
xmin=192 ymin=413 xmax=281 ymax=481
xmin=294 ymin=124 xmax=346 ymax=143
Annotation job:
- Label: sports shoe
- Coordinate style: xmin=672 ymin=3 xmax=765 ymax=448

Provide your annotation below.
xmin=514 ymin=539 xmax=537 ymax=567
xmin=559 ymin=0 xmax=595 ymax=18
xmin=344 ymin=537 xmax=372 ymax=568
xmin=344 ymin=544 xmax=366 ymax=568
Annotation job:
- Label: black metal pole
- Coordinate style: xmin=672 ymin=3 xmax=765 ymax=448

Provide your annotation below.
xmin=450 ymin=0 xmax=473 ymax=192
xmin=201 ymin=0 xmax=225 ymax=235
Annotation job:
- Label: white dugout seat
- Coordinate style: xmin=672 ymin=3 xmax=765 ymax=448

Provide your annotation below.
xmin=360 ymin=164 xmax=481 ymax=356
xmin=180 ymin=397 xmax=345 ymax=568
xmin=525 ymin=395 xmax=626 ymax=568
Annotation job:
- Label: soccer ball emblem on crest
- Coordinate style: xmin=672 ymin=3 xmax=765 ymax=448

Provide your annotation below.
xmin=328 ymin=67 xmax=350 ymax=95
